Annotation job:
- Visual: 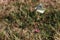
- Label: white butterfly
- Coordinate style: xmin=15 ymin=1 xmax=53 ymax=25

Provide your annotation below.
xmin=35 ymin=3 xmax=46 ymax=14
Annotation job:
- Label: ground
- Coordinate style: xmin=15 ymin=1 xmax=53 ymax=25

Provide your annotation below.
xmin=0 ymin=0 xmax=60 ymax=40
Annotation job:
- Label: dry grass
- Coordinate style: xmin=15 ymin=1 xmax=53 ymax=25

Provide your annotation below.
xmin=0 ymin=0 xmax=60 ymax=40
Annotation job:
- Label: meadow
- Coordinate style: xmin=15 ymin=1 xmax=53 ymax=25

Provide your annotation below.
xmin=0 ymin=0 xmax=60 ymax=40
